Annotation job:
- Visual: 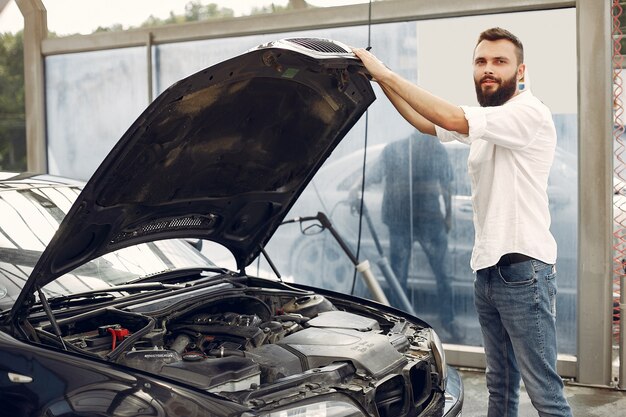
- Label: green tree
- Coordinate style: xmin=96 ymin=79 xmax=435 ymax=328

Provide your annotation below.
xmin=96 ymin=1 xmax=314 ymax=32
xmin=135 ymin=2 xmax=234 ymax=30
xmin=93 ymin=2 xmax=235 ymax=32
xmin=0 ymin=31 xmax=26 ymax=172
xmin=251 ymin=0 xmax=310 ymax=14
xmin=184 ymin=1 xmax=234 ymax=21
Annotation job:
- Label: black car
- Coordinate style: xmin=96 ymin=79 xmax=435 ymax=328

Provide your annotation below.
xmin=0 ymin=38 xmax=463 ymax=417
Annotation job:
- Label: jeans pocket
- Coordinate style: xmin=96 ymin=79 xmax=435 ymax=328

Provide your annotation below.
xmin=496 ymin=261 xmax=536 ymax=287
xmin=541 ymin=267 xmax=558 ymax=316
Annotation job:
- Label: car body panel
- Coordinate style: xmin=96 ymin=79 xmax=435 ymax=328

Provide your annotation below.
xmin=0 ymin=330 xmax=251 ymax=417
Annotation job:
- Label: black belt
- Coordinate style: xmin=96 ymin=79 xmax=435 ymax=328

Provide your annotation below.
xmin=496 ymin=253 xmax=533 ymax=266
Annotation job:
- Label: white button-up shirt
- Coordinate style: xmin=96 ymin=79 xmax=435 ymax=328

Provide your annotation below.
xmin=435 ymin=90 xmax=557 ymax=271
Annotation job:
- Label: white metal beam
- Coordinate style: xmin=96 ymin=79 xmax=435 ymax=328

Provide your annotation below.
xmin=39 ymin=0 xmax=574 ymax=56
xmin=16 ymin=0 xmax=47 ymax=173
xmin=445 ymin=345 xmax=578 ymax=378
xmin=576 ymin=0 xmax=615 ymax=386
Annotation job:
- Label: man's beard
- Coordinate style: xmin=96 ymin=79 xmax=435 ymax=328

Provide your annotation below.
xmin=474 ymin=73 xmax=517 ymax=107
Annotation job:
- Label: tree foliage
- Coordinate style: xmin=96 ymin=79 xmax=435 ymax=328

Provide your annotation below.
xmin=251 ymin=0 xmax=310 ymax=14
xmin=94 ymin=1 xmax=236 ymax=32
xmin=95 ymin=1 xmax=311 ymax=32
xmin=0 ymin=31 xmax=26 ymax=172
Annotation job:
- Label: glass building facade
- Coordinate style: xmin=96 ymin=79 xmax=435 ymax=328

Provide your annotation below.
xmin=45 ymin=8 xmax=578 ymax=354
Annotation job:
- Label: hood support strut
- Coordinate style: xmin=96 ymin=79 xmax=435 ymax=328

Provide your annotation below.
xmin=36 ymin=287 xmax=67 ymax=351
xmin=260 ymin=247 xmax=281 ymax=281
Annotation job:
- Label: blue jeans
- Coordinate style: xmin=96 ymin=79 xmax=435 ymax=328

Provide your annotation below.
xmin=474 ymin=259 xmax=573 ymax=417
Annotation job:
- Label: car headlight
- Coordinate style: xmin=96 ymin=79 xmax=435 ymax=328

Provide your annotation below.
xmin=260 ymin=399 xmax=366 ymax=417
xmin=429 ymin=328 xmax=447 ymax=390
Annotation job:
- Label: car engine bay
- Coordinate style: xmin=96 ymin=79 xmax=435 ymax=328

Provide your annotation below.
xmin=33 ymin=280 xmax=446 ymax=416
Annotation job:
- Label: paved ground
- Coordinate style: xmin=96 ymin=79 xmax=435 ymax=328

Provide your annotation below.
xmin=458 ymin=368 xmax=626 ymax=416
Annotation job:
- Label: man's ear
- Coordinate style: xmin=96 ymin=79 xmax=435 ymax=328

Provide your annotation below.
xmin=517 ymin=63 xmax=526 ymax=82
xmin=517 ymin=64 xmax=527 ymax=91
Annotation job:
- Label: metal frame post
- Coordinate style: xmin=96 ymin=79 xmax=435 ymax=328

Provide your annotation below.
xmin=15 ymin=0 xmax=47 ymax=173
xmin=576 ymin=0 xmax=614 ymax=386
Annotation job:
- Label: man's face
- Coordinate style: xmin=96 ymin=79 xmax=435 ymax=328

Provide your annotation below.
xmin=473 ymin=39 xmax=524 ymax=107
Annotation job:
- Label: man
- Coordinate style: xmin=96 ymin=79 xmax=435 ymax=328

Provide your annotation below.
xmin=366 ymin=132 xmax=461 ymax=339
xmin=353 ymin=28 xmax=573 ymax=416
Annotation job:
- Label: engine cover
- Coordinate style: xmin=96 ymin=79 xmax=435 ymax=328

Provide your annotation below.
xmin=277 ymin=311 xmax=407 ymax=378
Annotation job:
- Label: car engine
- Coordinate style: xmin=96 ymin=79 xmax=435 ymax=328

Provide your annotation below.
xmin=44 ymin=282 xmax=445 ymax=417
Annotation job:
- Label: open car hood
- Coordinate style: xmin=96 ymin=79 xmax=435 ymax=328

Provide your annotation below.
xmin=14 ymin=38 xmax=375 ymax=313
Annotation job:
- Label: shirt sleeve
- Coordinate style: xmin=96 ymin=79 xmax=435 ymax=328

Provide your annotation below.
xmin=436 ymin=94 xmax=545 ymax=149
xmin=435 ymin=124 xmax=471 ymax=145
xmin=460 ymin=100 xmax=543 ymax=149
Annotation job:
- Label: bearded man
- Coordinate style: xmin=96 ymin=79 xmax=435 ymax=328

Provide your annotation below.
xmin=353 ymin=27 xmax=573 ymax=417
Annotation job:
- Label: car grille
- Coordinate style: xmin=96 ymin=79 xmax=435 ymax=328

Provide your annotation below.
xmin=372 ymin=361 xmax=433 ymax=417
xmin=285 ymin=38 xmax=350 ymax=54
xmin=375 ymin=375 xmax=406 ymax=417
xmin=408 ymin=361 xmax=432 ymax=408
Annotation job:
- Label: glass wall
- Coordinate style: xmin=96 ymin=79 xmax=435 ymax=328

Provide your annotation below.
xmin=44 ymin=7 xmax=577 ymax=354
xmin=265 ymin=9 xmax=578 ymax=354
xmin=46 ymin=47 xmax=149 ymax=180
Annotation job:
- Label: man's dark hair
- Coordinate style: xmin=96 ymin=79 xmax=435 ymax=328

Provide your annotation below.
xmin=476 ymin=27 xmax=524 ymax=65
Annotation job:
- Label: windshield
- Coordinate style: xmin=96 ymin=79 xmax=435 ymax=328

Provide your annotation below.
xmin=0 ymin=182 xmax=216 ymax=312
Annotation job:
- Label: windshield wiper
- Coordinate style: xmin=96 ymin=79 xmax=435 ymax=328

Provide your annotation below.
xmin=47 ymin=282 xmax=184 ymax=306
xmin=128 ymin=266 xmax=234 ymax=285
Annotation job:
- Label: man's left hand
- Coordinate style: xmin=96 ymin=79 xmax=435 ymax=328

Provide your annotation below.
xmin=352 ymin=48 xmax=391 ymax=83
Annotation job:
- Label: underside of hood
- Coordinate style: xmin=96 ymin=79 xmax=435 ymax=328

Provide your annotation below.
xmin=17 ymin=38 xmax=375 ymax=307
